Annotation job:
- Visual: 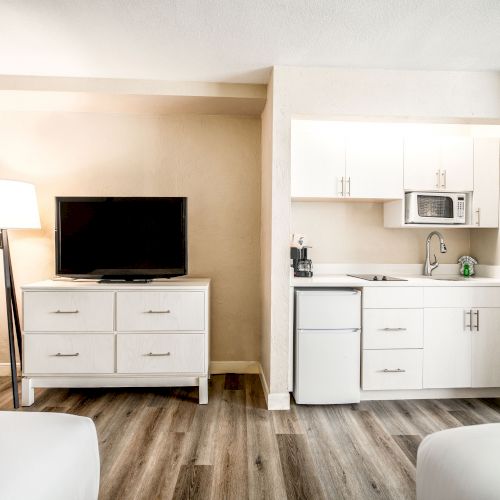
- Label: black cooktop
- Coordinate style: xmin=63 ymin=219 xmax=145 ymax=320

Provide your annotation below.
xmin=348 ymin=274 xmax=407 ymax=282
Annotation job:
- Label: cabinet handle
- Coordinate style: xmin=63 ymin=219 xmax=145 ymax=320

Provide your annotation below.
xmin=436 ymin=170 xmax=440 ymax=188
xmin=441 ymin=170 xmax=446 ymax=189
xmin=380 ymin=327 xmax=407 ymax=332
xmin=339 ymin=177 xmax=345 ymax=196
xmin=145 ymin=352 xmax=171 ymax=357
xmin=52 ymin=309 xmax=79 ymax=314
xmin=473 ymin=310 xmax=479 ymax=332
xmin=475 ymin=208 xmax=481 ymax=226
xmin=382 ymin=368 xmax=406 ymax=373
xmin=145 ymin=310 xmax=171 ymax=314
xmin=53 ymin=352 xmax=80 ymax=357
xmin=347 ymin=177 xmax=351 ymax=196
xmin=465 ymin=309 xmax=472 ymax=330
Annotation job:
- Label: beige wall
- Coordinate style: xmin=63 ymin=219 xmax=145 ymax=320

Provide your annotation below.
xmin=0 ymin=111 xmax=261 ymax=364
xmin=292 ymin=202 xmax=471 ymax=264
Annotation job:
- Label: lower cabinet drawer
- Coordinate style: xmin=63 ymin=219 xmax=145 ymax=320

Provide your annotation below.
xmin=24 ymin=334 xmax=115 ymax=374
xmin=363 ymin=309 xmax=423 ymax=349
xmin=117 ymin=334 xmax=205 ymax=374
xmin=362 ymin=349 xmax=423 ymax=390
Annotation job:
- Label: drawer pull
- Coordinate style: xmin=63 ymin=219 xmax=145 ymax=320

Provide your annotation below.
xmin=52 ymin=310 xmax=79 ymax=314
xmin=381 ymin=368 xmax=406 ymax=373
xmin=145 ymin=352 xmax=171 ymax=357
xmin=380 ymin=328 xmax=407 ymax=332
xmin=53 ymin=352 xmax=80 ymax=357
xmin=145 ymin=310 xmax=171 ymax=314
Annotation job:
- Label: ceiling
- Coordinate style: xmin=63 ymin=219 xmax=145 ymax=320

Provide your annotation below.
xmin=1 ymin=0 xmax=500 ymax=84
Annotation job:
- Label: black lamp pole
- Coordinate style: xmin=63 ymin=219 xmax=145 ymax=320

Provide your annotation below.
xmin=1 ymin=229 xmax=22 ymax=408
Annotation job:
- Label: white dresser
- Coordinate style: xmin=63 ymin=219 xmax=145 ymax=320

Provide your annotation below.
xmin=21 ymin=279 xmax=210 ymax=406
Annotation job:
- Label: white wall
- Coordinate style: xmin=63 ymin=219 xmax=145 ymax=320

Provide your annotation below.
xmin=266 ymin=66 xmax=500 ymax=404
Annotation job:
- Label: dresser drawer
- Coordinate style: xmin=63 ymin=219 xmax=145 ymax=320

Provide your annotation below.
xmin=117 ymin=334 xmax=205 ymax=374
xmin=24 ymin=334 xmax=115 ymax=374
xmin=363 ymin=309 xmax=423 ymax=349
xmin=116 ymin=291 xmax=205 ymax=332
xmin=23 ymin=291 xmax=114 ymax=332
xmin=362 ymin=349 xmax=423 ymax=390
xmin=363 ymin=287 xmax=423 ymax=309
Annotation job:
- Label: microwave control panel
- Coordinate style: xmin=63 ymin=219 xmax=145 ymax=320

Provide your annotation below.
xmin=457 ymin=196 xmax=465 ymax=218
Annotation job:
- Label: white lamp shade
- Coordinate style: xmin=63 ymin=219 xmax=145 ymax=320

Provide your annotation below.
xmin=0 ymin=180 xmax=41 ymax=229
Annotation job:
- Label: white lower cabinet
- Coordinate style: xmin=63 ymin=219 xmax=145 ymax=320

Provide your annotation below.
xmin=471 ymin=308 xmax=500 ymax=387
xmin=24 ymin=334 xmax=115 ymax=374
xmin=423 ymin=308 xmax=472 ymax=389
xmin=423 ymin=287 xmax=500 ymax=390
xmin=362 ymin=287 xmax=424 ymax=391
xmin=362 ymin=350 xmax=423 ymax=390
xmin=22 ymin=280 xmax=210 ymax=406
xmin=363 ymin=309 xmax=423 ymax=349
xmin=117 ymin=334 xmax=205 ymax=374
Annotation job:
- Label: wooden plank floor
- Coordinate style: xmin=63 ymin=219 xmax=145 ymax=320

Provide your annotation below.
xmin=2 ymin=374 xmax=500 ymax=500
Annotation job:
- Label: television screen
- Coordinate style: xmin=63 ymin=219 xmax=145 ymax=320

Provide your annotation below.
xmin=56 ymin=197 xmax=187 ymax=279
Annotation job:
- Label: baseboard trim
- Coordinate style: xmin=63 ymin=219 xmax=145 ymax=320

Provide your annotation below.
xmin=361 ymin=387 xmax=500 ymax=400
xmin=209 ymin=361 xmax=260 ymax=374
xmin=258 ymin=363 xmax=290 ymax=410
xmin=0 ymin=363 xmax=20 ymax=376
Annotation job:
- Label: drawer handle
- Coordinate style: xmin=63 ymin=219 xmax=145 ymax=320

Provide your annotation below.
xmin=380 ymin=328 xmax=407 ymax=332
xmin=53 ymin=310 xmax=79 ymax=314
xmin=145 ymin=352 xmax=171 ymax=357
xmin=145 ymin=310 xmax=171 ymax=314
xmin=381 ymin=368 xmax=406 ymax=373
xmin=53 ymin=352 xmax=80 ymax=357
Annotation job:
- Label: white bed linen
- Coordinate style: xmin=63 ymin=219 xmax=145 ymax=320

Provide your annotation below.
xmin=0 ymin=411 xmax=100 ymax=500
xmin=417 ymin=423 xmax=500 ymax=500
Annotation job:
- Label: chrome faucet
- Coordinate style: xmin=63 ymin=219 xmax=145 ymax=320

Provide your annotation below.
xmin=424 ymin=231 xmax=447 ymax=276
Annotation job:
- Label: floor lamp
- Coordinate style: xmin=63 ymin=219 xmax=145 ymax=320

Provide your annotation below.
xmin=0 ymin=180 xmax=40 ymax=408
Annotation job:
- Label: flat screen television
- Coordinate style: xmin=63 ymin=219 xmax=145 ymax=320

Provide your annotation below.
xmin=56 ymin=197 xmax=187 ymax=280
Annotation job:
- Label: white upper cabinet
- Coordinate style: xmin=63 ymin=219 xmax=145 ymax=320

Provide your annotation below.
xmin=404 ymin=136 xmax=473 ymax=192
xmin=440 ymin=136 xmax=474 ymax=192
xmin=291 ymin=120 xmax=403 ymax=200
xmin=291 ymin=120 xmax=346 ymax=198
xmin=346 ymin=136 xmax=403 ymax=199
xmin=403 ymin=137 xmax=441 ymax=191
xmin=472 ymin=138 xmax=499 ymax=228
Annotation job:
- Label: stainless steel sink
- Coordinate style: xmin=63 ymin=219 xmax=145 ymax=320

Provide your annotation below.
xmin=429 ymin=276 xmax=470 ymax=281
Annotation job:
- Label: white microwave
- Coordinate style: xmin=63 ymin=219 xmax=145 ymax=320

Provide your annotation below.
xmin=405 ymin=192 xmax=467 ymax=224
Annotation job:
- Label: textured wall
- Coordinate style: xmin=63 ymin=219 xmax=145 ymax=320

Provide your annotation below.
xmin=0 ymin=112 xmax=261 ymax=364
xmin=292 ymin=202 xmax=471 ymax=264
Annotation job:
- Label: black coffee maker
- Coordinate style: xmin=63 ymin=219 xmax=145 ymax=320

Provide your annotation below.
xmin=291 ymin=246 xmax=313 ymax=277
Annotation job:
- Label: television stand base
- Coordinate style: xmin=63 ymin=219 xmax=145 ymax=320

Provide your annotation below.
xmin=98 ymin=278 xmax=152 ymax=284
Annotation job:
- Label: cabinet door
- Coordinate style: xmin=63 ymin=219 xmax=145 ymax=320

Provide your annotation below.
xmin=404 ymin=137 xmax=441 ymax=191
xmin=291 ymin=120 xmax=346 ymax=198
xmin=346 ymin=136 xmax=403 ymax=199
xmin=423 ymin=308 xmax=471 ymax=388
xmin=471 ymin=308 xmax=500 ymax=387
xmin=472 ymin=138 xmax=499 ymax=228
xmin=440 ymin=136 xmax=473 ymax=192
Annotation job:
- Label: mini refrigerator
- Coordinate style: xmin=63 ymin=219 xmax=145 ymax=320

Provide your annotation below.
xmin=293 ymin=288 xmax=361 ymax=404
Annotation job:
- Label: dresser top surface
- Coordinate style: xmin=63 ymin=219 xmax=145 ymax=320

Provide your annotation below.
xmin=22 ymin=278 xmax=211 ymax=291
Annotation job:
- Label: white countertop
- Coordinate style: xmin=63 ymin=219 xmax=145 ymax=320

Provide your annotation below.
xmin=291 ymin=274 xmax=500 ymax=287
